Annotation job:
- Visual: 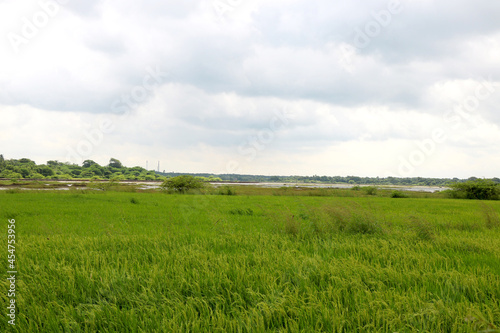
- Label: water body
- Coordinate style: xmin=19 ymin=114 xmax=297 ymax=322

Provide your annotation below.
xmin=0 ymin=181 xmax=448 ymax=193
xmin=211 ymin=182 xmax=448 ymax=193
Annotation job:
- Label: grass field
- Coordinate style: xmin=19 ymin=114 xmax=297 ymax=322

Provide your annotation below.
xmin=1 ymin=188 xmax=499 ymax=332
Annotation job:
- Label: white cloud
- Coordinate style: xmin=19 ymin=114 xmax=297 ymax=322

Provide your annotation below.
xmin=1 ymin=0 xmax=500 ymax=177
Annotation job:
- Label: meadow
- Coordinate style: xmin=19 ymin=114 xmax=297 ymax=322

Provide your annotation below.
xmin=0 ymin=187 xmax=499 ymax=332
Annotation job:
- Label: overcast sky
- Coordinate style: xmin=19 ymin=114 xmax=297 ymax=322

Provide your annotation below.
xmin=1 ymin=0 xmax=500 ymax=178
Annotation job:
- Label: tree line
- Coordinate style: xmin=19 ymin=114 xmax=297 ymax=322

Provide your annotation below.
xmin=1 ymin=155 xmax=499 ymax=186
xmin=0 ymin=156 xmax=162 ymax=181
xmin=158 ymin=171 xmax=499 ymax=187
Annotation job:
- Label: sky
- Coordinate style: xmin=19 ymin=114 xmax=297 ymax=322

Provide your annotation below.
xmin=1 ymin=0 xmax=500 ymax=178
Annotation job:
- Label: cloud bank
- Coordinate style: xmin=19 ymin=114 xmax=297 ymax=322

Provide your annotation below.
xmin=1 ymin=0 xmax=499 ymax=178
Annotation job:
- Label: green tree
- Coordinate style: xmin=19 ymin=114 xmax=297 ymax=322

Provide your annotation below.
xmin=30 ymin=173 xmax=45 ymax=179
xmin=161 ymin=175 xmax=205 ymax=193
xmin=37 ymin=165 xmax=54 ymax=177
xmin=83 ymin=160 xmax=98 ymax=168
xmin=19 ymin=158 xmax=35 ymax=165
xmin=81 ymin=170 xmax=95 ymax=178
xmin=109 ymin=158 xmax=123 ymax=169
xmin=449 ymin=179 xmax=499 ymax=200
xmin=19 ymin=167 xmax=31 ymax=178
xmin=89 ymin=164 xmax=104 ymax=176
xmin=47 ymin=160 xmax=59 ymax=167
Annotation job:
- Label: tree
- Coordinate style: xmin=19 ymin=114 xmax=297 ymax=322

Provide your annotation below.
xmin=83 ymin=160 xmax=97 ymax=168
xmin=19 ymin=158 xmax=35 ymax=165
xmin=109 ymin=158 xmax=123 ymax=169
xmin=81 ymin=170 xmax=95 ymax=178
xmin=161 ymin=175 xmax=205 ymax=193
xmin=0 ymin=170 xmax=22 ymax=179
xmin=19 ymin=167 xmax=30 ymax=178
xmin=47 ymin=160 xmax=59 ymax=167
xmin=37 ymin=165 xmax=54 ymax=177
xmin=449 ymin=179 xmax=499 ymax=200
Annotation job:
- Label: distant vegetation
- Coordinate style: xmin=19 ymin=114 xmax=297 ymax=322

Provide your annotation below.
xmin=1 ymin=155 xmax=499 ymax=188
xmin=0 ymin=155 xmax=224 ymax=182
xmin=0 ymin=155 xmax=163 ymax=181
xmin=159 ymin=171 xmax=500 ymax=187
xmin=447 ymin=179 xmax=500 ymax=200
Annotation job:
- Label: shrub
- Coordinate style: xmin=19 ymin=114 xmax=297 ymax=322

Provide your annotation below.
xmin=364 ymin=186 xmax=378 ymax=196
xmin=89 ymin=179 xmax=113 ymax=191
xmin=0 ymin=171 xmax=22 ymax=180
xmin=218 ymin=186 xmax=236 ymax=195
xmin=391 ymin=191 xmax=409 ymax=198
xmin=160 ymin=175 xmax=205 ymax=194
xmin=443 ymin=189 xmax=465 ymax=199
xmin=449 ymin=179 xmax=499 ymax=200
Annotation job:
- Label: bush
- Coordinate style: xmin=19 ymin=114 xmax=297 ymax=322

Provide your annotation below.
xmin=88 ymin=179 xmax=113 ymax=191
xmin=443 ymin=189 xmax=465 ymax=199
xmin=364 ymin=186 xmax=378 ymax=195
xmin=391 ymin=191 xmax=409 ymax=198
xmin=0 ymin=170 xmax=22 ymax=180
xmin=449 ymin=179 xmax=499 ymax=200
xmin=29 ymin=173 xmax=45 ymax=179
xmin=161 ymin=175 xmax=205 ymax=194
xmin=218 ymin=186 xmax=236 ymax=195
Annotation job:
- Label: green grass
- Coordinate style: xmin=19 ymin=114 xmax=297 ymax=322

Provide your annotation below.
xmin=0 ymin=190 xmax=499 ymax=332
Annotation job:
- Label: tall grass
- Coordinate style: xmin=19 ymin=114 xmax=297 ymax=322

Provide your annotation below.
xmin=481 ymin=202 xmax=500 ymax=229
xmin=0 ymin=191 xmax=499 ymax=332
